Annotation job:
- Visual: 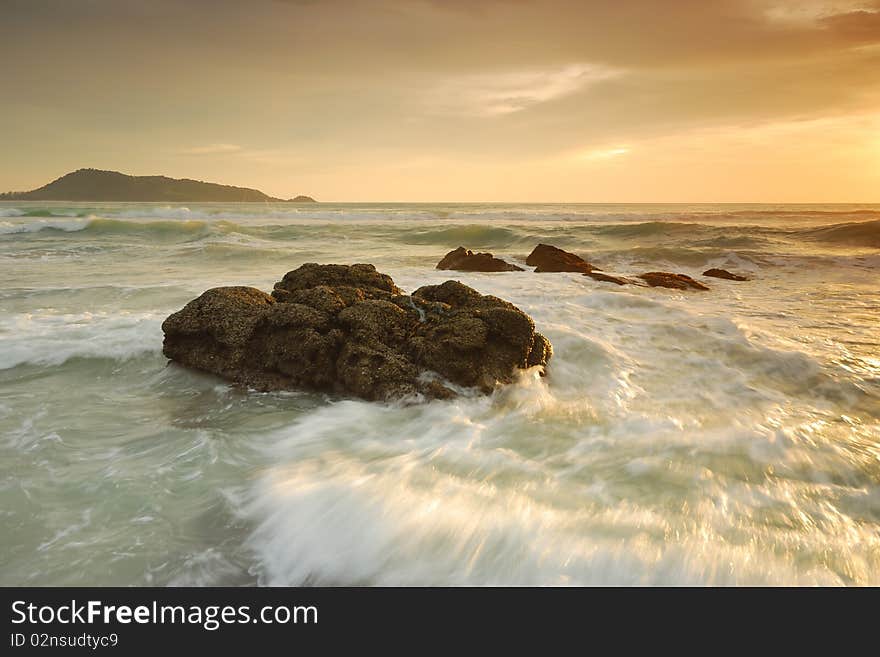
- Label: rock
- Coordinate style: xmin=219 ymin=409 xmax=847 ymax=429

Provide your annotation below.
xmin=637 ymin=272 xmax=710 ymax=291
xmin=162 ymin=264 xmax=551 ymax=401
xmin=436 ymin=246 xmax=523 ymax=272
xmin=160 ymin=286 xmax=277 ymax=381
xmin=584 ymin=271 xmax=632 ymax=286
xmin=273 ymin=262 xmax=400 ymax=298
xmin=410 ymin=280 xmax=551 ymax=391
xmin=526 ymin=332 xmax=553 ymax=367
xmin=703 ymin=268 xmax=749 ymax=281
xmin=526 ymin=244 xmax=595 ymax=273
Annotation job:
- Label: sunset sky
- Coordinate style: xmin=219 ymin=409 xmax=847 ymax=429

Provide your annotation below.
xmin=1 ymin=0 xmax=879 ymax=202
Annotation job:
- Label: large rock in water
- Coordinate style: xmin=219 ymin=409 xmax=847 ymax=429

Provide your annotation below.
xmin=526 ymin=244 xmax=595 ymax=273
xmin=436 ymin=247 xmax=523 ymax=272
xmin=162 ymin=264 xmax=551 ymax=401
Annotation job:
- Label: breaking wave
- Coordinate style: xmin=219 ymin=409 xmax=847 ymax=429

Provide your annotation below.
xmin=396 ymin=224 xmax=526 ymax=247
xmin=0 ymin=218 xmax=90 ymax=234
xmin=0 ymin=310 xmax=164 ymax=370
xmin=799 ymin=219 xmax=880 ymax=248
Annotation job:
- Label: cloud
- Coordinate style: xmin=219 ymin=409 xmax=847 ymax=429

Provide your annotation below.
xmin=760 ymin=1 xmax=880 ymax=43
xmin=820 ymin=8 xmax=880 ymax=40
xmin=3 ymin=0 xmax=880 ymax=200
xmin=175 ymin=143 xmax=305 ymax=167
xmin=574 ymin=146 xmax=630 ymax=161
xmin=762 ymin=0 xmax=873 ymax=23
xmin=179 ymin=143 xmax=243 ymax=155
xmin=426 ymin=63 xmax=621 ymax=117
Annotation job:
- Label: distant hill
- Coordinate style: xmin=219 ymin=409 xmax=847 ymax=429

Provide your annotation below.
xmin=0 ymin=169 xmax=316 ymax=203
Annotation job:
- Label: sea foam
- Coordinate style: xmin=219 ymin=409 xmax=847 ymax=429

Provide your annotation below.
xmin=0 ymin=310 xmax=164 ymax=369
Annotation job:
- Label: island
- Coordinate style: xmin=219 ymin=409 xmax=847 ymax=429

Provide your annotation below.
xmin=0 ymin=168 xmax=316 ymax=203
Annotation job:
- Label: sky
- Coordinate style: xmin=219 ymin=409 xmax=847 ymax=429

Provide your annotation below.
xmin=1 ymin=0 xmax=879 ymax=202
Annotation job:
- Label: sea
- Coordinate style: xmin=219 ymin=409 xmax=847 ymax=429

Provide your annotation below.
xmin=1 ymin=201 xmax=878 ymax=585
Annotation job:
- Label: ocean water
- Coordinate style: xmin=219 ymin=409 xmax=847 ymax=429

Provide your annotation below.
xmin=1 ymin=201 xmax=878 ymax=586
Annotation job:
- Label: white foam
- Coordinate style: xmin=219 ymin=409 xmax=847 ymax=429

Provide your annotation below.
xmin=114 ymin=206 xmax=205 ymax=220
xmin=0 ymin=218 xmax=89 ymax=234
xmin=246 ymin=418 xmax=860 ymax=586
xmin=0 ymin=309 xmax=163 ymax=369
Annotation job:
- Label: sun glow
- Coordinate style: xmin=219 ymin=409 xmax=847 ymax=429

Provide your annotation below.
xmin=576 ymin=147 xmax=631 ymax=161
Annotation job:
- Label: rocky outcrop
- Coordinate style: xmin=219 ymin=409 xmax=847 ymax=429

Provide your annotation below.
xmin=436 ymin=247 xmax=523 ymax=272
xmin=162 ymin=264 xmax=551 ymax=401
xmin=703 ymin=268 xmax=748 ymax=281
xmin=526 ymin=244 xmax=595 ymax=273
xmin=637 ymin=272 xmax=710 ymax=291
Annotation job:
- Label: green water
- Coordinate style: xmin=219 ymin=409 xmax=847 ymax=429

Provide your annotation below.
xmin=1 ymin=202 xmax=879 ymax=584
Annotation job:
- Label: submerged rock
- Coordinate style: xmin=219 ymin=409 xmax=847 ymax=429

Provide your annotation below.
xmin=637 ymin=272 xmax=710 ymax=291
xmin=436 ymin=246 xmax=523 ymax=272
xmin=584 ymin=271 xmax=632 ymax=286
xmin=162 ymin=264 xmax=551 ymax=401
xmin=703 ymin=268 xmax=749 ymax=281
xmin=526 ymin=243 xmax=595 ymax=273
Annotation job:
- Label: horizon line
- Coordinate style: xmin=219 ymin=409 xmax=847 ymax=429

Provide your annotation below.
xmin=2 ymin=198 xmax=879 ymax=205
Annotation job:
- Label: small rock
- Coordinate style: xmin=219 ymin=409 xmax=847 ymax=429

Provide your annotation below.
xmin=637 ymin=272 xmax=709 ymax=290
xmin=584 ymin=271 xmax=631 ymax=286
xmin=703 ymin=268 xmax=749 ymax=281
xmin=436 ymin=246 xmax=523 ymax=272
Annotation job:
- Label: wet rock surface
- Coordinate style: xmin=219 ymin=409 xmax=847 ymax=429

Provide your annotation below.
xmin=637 ymin=272 xmax=710 ymax=290
xmin=436 ymin=246 xmax=523 ymax=272
xmin=584 ymin=271 xmax=633 ymax=286
xmin=526 ymin=243 xmax=595 ymax=273
xmin=162 ymin=264 xmax=551 ymax=401
xmin=517 ymin=244 xmax=723 ymax=290
xmin=703 ymin=268 xmax=749 ymax=281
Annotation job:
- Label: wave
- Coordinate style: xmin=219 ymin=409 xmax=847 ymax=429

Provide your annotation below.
xmin=396 ymin=224 xmax=527 ymax=247
xmin=0 ymin=218 xmax=90 ymax=234
xmin=239 ymin=326 xmax=875 ymax=586
xmin=0 ymin=216 xmax=533 ymax=248
xmin=0 ymin=310 xmax=163 ymax=370
xmin=593 ymin=222 xmax=784 ymax=245
xmin=594 ymin=246 xmax=763 ymax=268
xmin=83 ymin=218 xmax=214 ymax=239
xmin=3 ymin=211 xmax=878 ymax=258
xmin=244 ymin=449 xmax=852 ymax=585
xmin=111 ymin=205 xmax=445 ymax=223
xmin=0 ymin=208 xmax=93 ymax=219
xmin=114 ymin=206 xmax=210 ymax=220
xmin=690 ymin=235 xmax=770 ymax=248
xmin=0 ymin=217 xmax=212 ymax=239
xmin=722 ymin=208 xmax=880 ymax=218
xmin=21 ymin=209 xmax=90 ymax=218
xmin=594 ymin=221 xmax=707 ymax=238
xmin=798 ymin=219 xmax=880 ymax=248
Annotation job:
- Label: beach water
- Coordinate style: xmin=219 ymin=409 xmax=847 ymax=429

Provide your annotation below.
xmin=1 ymin=201 xmax=878 ymax=585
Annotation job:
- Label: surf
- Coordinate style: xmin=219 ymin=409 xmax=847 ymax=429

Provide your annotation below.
xmin=1 ymin=200 xmax=878 ymax=586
